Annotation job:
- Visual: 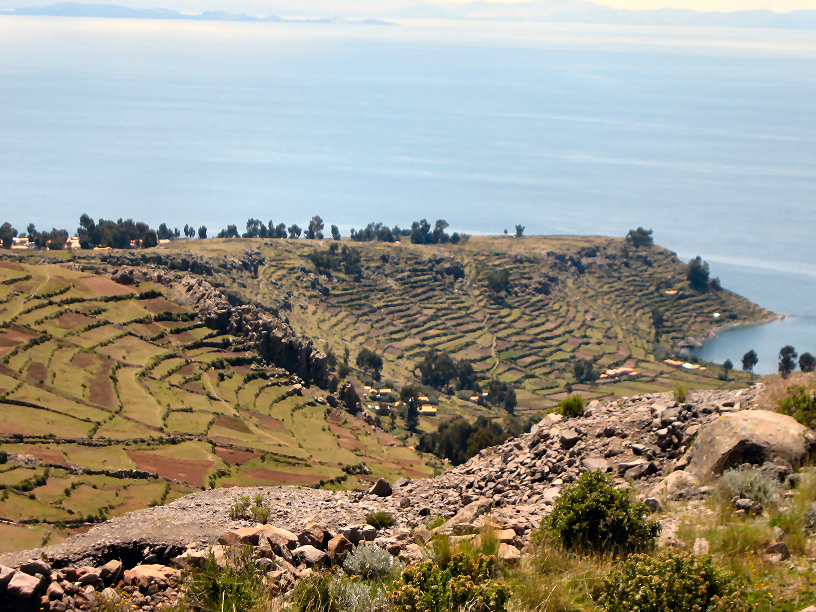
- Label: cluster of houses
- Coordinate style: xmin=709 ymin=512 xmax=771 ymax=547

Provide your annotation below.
xmin=362 ymin=386 xmax=438 ymax=416
xmin=664 ymin=359 xmax=707 ymax=371
xmin=10 ymin=236 xmax=83 ymax=250
xmin=599 ymin=366 xmax=638 ymax=380
xmin=9 ymin=236 xmax=174 ymax=251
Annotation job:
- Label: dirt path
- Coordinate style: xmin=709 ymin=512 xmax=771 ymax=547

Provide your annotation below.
xmin=32 ymin=269 xmax=52 ymax=297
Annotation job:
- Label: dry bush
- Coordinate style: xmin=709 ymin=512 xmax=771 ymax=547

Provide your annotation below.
xmin=754 ymin=372 xmax=816 ymax=411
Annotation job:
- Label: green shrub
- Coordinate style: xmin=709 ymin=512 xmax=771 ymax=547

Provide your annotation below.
xmin=292 ymin=573 xmax=337 ymax=612
xmin=331 ymin=576 xmax=390 ymax=612
xmin=599 ymin=551 xmax=747 ymax=612
xmin=251 ymin=503 xmax=270 ymax=524
xmin=716 ymin=469 xmax=780 ymax=508
xmin=343 ymin=543 xmax=403 ymax=580
xmin=673 ymin=384 xmax=687 ymax=404
xmin=228 ymin=495 xmax=251 ymax=520
xmin=181 ymin=547 xmax=266 ymax=612
xmin=426 ymin=515 xmax=447 ymax=530
xmin=777 ymin=385 xmax=816 ymax=429
xmin=540 ymin=471 xmax=659 ymax=555
xmin=557 ymin=395 xmax=584 ymax=418
xmin=228 ymin=494 xmax=269 ymax=523
xmin=366 ymin=511 xmax=396 ymax=529
xmin=292 ymin=573 xmax=391 ymax=612
xmin=391 ymin=552 xmax=510 ymax=612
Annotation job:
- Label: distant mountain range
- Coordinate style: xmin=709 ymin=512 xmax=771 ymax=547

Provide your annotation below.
xmin=9 ymin=2 xmax=393 ymax=24
xmin=6 ymin=0 xmax=816 ymax=29
xmin=386 ymin=0 xmax=816 ymax=29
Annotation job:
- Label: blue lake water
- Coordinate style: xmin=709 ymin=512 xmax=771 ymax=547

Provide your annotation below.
xmin=692 ymin=317 xmax=816 ymax=376
xmin=1 ymin=17 xmax=815 ymax=368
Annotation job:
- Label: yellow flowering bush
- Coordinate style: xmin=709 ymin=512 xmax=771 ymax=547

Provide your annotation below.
xmin=391 ymin=553 xmax=510 ymax=612
xmin=599 ymin=551 xmax=747 ymax=612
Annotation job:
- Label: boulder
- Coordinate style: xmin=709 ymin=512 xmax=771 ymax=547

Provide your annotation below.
xmin=643 ymin=497 xmax=662 ymax=513
xmin=6 ymin=571 xmax=45 ymax=599
xmin=46 ymin=581 xmax=65 ymax=600
xmin=99 ymin=587 xmax=119 ymax=602
xmin=19 ymin=559 xmax=50 ymax=577
xmin=360 ymin=525 xmax=377 ymax=542
xmin=765 ymin=541 xmax=790 ymax=560
xmin=604 ymin=439 xmax=624 ymax=458
xmin=298 ymin=523 xmax=332 ymax=550
xmin=734 ymin=498 xmax=753 ymax=512
xmin=399 ymin=543 xmax=425 ymax=563
xmin=123 ymin=565 xmax=179 ymax=592
xmin=218 ymin=526 xmax=263 ymax=547
xmin=693 ymin=538 xmax=710 ymax=556
xmin=560 ymin=429 xmax=581 ymax=450
xmin=0 ymin=565 xmax=15 ymax=588
xmin=440 ymin=499 xmax=492 ymax=532
xmin=495 ymin=529 xmax=517 ymax=544
xmin=341 ymin=525 xmax=365 ymax=546
xmin=258 ymin=525 xmax=299 ymax=550
xmin=327 ymin=535 xmax=353 ymax=563
xmin=293 ymin=545 xmax=328 ymax=568
xmin=497 ymin=543 xmax=521 ymax=563
xmin=621 ymin=461 xmax=657 ymax=479
xmin=687 ymin=410 xmax=813 ymax=481
xmin=540 ymin=413 xmax=563 ymax=428
xmin=369 ymin=478 xmax=392 ymax=497
xmin=77 ymin=569 xmax=101 ymax=586
xmin=581 ymin=457 xmax=608 ymax=472
xmin=99 ymin=559 xmax=123 ymax=585
xmin=652 ymin=470 xmax=699 ymax=498
xmin=541 ymin=487 xmax=561 ymax=503
xmin=172 ymin=549 xmax=209 ymax=570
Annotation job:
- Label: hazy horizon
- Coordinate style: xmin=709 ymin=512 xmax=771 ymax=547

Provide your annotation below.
xmin=1 ymin=0 xmax=814 ymax=16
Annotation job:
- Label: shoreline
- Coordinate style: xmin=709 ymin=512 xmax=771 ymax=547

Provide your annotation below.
xmin=678 ymin=312 xmax=785 ymax=350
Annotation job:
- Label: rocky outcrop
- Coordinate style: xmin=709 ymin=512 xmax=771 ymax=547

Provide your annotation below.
xmin=100 ymin=249 xmax=264 ymax=278
xmin=178 ymin=276 xmax=329 ymax=388
xmin=686 ymin=410 xmax=815 ymax=481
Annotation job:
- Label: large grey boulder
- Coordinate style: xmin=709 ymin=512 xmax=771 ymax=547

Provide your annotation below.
xmin=687 ymin=410 xmax=814 ymax=481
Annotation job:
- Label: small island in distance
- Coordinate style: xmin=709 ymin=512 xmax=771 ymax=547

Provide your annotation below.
xmin=7 ymin=2 xmax=396 ymax=25
xmin=5 ymin=0 xmax=816 ymax=29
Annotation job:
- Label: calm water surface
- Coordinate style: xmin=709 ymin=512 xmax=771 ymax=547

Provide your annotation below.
xmin=1 ymin=17 xmax=815 ymax=364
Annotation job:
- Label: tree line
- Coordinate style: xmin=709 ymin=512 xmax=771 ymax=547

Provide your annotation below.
xmin=0 ymin=215 xmax=530 ymax=250
xmin=719 ymin=346 xmax=815 ymax=382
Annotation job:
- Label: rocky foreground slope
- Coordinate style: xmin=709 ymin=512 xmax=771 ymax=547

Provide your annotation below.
xmin=0 ymin=384 xmax=811 ymax=611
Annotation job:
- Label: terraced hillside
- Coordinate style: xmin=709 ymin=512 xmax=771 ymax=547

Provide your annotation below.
xmin=155 ymin=235 xmax=769 ymax=411
xmin=0 ymin=258 xmax=433 ymax=553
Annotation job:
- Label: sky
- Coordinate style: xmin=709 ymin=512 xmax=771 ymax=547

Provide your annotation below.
xmin=3 ymin=0 xmax=815 ymax=12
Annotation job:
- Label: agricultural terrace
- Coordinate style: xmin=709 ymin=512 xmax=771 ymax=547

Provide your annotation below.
xmin=0 ymin=258 xmax=434 ymax=552
xmin=159 ymin=235 xmax=768 ymax=416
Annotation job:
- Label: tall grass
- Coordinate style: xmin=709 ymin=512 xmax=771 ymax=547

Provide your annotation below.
xmin=770 ymin=468 xmax=816 ymax=555
xmin=506 ymin=541 xmax=608 ymax=612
